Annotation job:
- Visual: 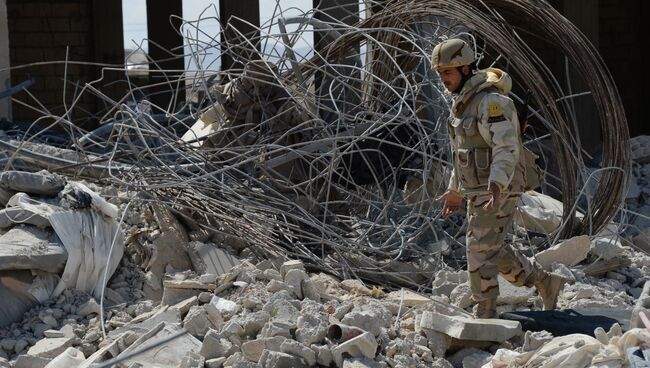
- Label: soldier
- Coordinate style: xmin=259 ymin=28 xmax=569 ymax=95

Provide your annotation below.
xmin=432 ymin=38 xmax=566 ymax=318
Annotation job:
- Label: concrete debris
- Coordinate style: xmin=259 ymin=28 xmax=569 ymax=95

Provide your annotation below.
xmin=42 ymin=347 xmax=85 ymax=368
xmin=591 ymin=236 xmax=627 ymax=261
xmin=0 ymin=226 xmax=67 ymax=273
xmin=117 ymin=322 xmax=202 ymax=367
xmin=419 ymin=311 xmax=521 ymax=342
xmin=331 ymin=331 xmax=378 ymax=367
xmin=183 ymin=305 xmax=214 ymax=338
xmin=432 ymin=270 xmax=469 ymax=298
xmin=630 ymin=280 xmax=650 ymax=328
xmin=385 ymin=289 xmax=431 ymax=307
xmin=0 ymin=134 xmax=647 ymax=368
xmin=26 ymin=337 xmax=73 ymax=359
xmin=514 ymin=191 xmax=569 ymax=234
xmin=496 ymin=276 xmax=535 ymax=305
xmin=535 ymin=235 xmax=591 ymax=270
xmin=0 ymin=171 xmax=66 ymax=197
xmin=187 ymin=241 xmax=240 ymax=276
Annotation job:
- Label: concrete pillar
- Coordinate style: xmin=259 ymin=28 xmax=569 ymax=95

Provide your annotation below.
xmin=92 ymin=0 xmax=124 ymax=110
xmin=563 ymin=0 xmax=601 ymax=155
xmin=312 ymin=0 xmax=359 ymax=122
xmin=313 ymin=0 xmax=359 ymax=49
xmin=0 ymin=0 xmax=10 ymax=121
xmin=219 ymin=0 xmax=260 ymax=73
xmin=146 ymin=0 xmax=185 ymax=112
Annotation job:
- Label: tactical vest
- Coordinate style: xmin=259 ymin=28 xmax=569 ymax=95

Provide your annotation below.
xmin=448 ymin=87 xmax=527 ymax=192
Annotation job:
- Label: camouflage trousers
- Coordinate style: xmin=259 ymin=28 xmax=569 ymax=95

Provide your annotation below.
xmin=466 ymin=193 xmax=541 ymax=302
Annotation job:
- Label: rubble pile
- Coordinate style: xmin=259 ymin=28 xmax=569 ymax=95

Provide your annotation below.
xmin=0 ymin=0 xmax=643 ymax=366
xmin=1 ymin=189 xmax=650 ymax=368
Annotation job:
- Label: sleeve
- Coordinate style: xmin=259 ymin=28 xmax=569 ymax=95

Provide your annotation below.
xmin=476 ymin=93 xmax=520 ymax=191
xmin=446 ymin=131 xmax=460 ymax=194
xmin=447 ymin=167 xmax=460 ymax=193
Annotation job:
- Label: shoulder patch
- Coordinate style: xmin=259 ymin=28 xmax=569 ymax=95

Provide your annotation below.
xmin=488 ymin=102 xmax=503 ymax=117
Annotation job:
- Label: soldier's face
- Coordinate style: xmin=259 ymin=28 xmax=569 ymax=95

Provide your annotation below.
xmin=437 ymin=66 xmax=463 ymax=92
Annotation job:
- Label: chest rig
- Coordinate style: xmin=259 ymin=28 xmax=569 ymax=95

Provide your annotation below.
xmin=448 ymin=88 xmax=496 ymax=190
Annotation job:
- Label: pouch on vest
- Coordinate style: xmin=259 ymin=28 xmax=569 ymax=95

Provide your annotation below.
xmin=521 ymin=146 xmax=542 ymax=191
xmin=456 ymin=148 xmax=491 ymax=189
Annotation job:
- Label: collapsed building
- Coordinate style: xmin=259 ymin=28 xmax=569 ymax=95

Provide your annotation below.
xmin=0 ymin=0 xmax=649 ymax=367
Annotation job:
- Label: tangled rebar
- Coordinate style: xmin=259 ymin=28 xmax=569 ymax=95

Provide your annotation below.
xmin=1 ymin=0 xmax=630 ymax=291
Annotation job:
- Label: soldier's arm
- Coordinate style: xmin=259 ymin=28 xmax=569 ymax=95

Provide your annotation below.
xmin=446 ymin=135 xmax=461 ymax=194
xmin=447 ymin=165 xmax=460 ymax=192
xmin=476 ymin=93 xmax=520 ymax=191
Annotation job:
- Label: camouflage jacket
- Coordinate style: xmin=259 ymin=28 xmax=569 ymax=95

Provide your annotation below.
xmin=446 ymin=68 xmax=522 ymax=194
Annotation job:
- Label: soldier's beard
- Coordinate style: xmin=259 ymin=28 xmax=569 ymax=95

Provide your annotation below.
xmin=452 ymin=68 xmax=473 ymax=94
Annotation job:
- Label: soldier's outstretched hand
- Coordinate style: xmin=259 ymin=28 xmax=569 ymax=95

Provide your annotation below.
xmin=435 ymin=190 xmax=463 ymax=218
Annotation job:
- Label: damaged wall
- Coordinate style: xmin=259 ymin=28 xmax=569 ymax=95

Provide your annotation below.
xmin=5 ymin=0 xmax=124 ymax=129
xmin=0 ymin=0 xmax=10 ymax=121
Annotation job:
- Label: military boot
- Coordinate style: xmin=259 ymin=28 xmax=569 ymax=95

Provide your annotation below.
xmin=534 ymin=272 xmax=567 ymax=310
xmin=473 ymin=298 xmax=497 ymax=319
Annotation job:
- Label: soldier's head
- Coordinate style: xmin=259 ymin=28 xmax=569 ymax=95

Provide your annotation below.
xmin=431 ymin=38 xmax=477 ymax=93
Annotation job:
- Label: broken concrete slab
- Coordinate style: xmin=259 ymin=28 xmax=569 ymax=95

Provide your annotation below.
xmin=200 ymin=329 xmax=237 ymax=360
xmin=179 ymin=351 xmax=205 ymax=368
xmin=109 ymin=306 xmax=181 ymax=337
xmin=162 ymin=286 xmax=202 ymax=307
xmin=259 ymin=349 xmax=308 ymax=368
xmin=432 ymin=270 xmax=468 ymax=297
xmin=183 ymin=305 xmax=213 ymax=338
xmin=535 ymin=235 xmax=590 ymax=270
xmin=514 ymin=191 xmax=567 ymax=234
xmin=582 ymin=256 xmax=631 ymax=276
xmin=0 ymin=226 xmax=67 ymax=273
xmin=340 ymin=280 xmax=372 ymax=296
xmin=0 ymin=207 xmax=50 ymax=229
xmin=419 ymin=311 xmax=521 ymax=342
xmin=187 ymin=241 xmax=240 ymax=276
xmin=143 ymin=204 xmax=193 ymax=300
xmin=43 ymin=347 xmax=85 ymax=368
xmin=385 ymin=289 xmax=431 ymax=307
xmin=280 ymin=339 xmax=316 ymax=366
xmin=209 ymin=296 xmax=239 ymax=316
xmin=280 ymin=260 xmax=305 ymax=280
xmin=312 ymin=344 xmax=333 ymax=366
xmin=173 ymin=296 xmax=199 ymax=317
xmin=77 ymin=298 xmax=101 ymax=317
xmin=285 ymin=269 xmax=309 ymax=299
xmin=242 ymin=339 xmax=266 ymax=362
xmin=449 ymin=283 xmax=473 ymax=309
xmin=116 ymin=322 xmax=202 ymax=368
xmin=591 ymin=236 xmax=626 ymax=261
xmin=632 ymin=229 xmax=650 ymax=255
xmin=331 ymin=331 xmax=378 ymax=367
xmin=163 ymin=279 xmax=215 ymax=291
xmin=0 ymin=171 xmax=66 ymax=196
xmin=26 ymin=337 xmax=73 ymax=359
xmin=497 ymin=276 xmax=535 ymax=305
xmin=13 ymin=354 xmax=51 ymax=368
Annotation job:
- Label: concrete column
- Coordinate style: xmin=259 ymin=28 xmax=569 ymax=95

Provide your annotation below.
xmin=146 ymin=0 xmax=185 ymax=112
xmin=0 ymin=0 xmax=10 ymax=121
xmin=219 ymin=0 xmax=260 ymax=73
xmin=313 ymin=0 xmax=359 ymax=49
xmin=563 ymin=0 xmax=601 ymax=155
xmin=92 ymin=0 xmax=124 ymax=109
xmin=312 ymin=0 xmax=359 ymax=122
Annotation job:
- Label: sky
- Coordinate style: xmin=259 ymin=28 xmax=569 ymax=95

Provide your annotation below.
xmin=122 ymin=0 xmax=329 ymax=70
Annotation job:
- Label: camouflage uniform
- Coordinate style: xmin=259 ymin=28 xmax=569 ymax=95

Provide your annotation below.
xmin=446 ymin=67 xmax=543 ymax=302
